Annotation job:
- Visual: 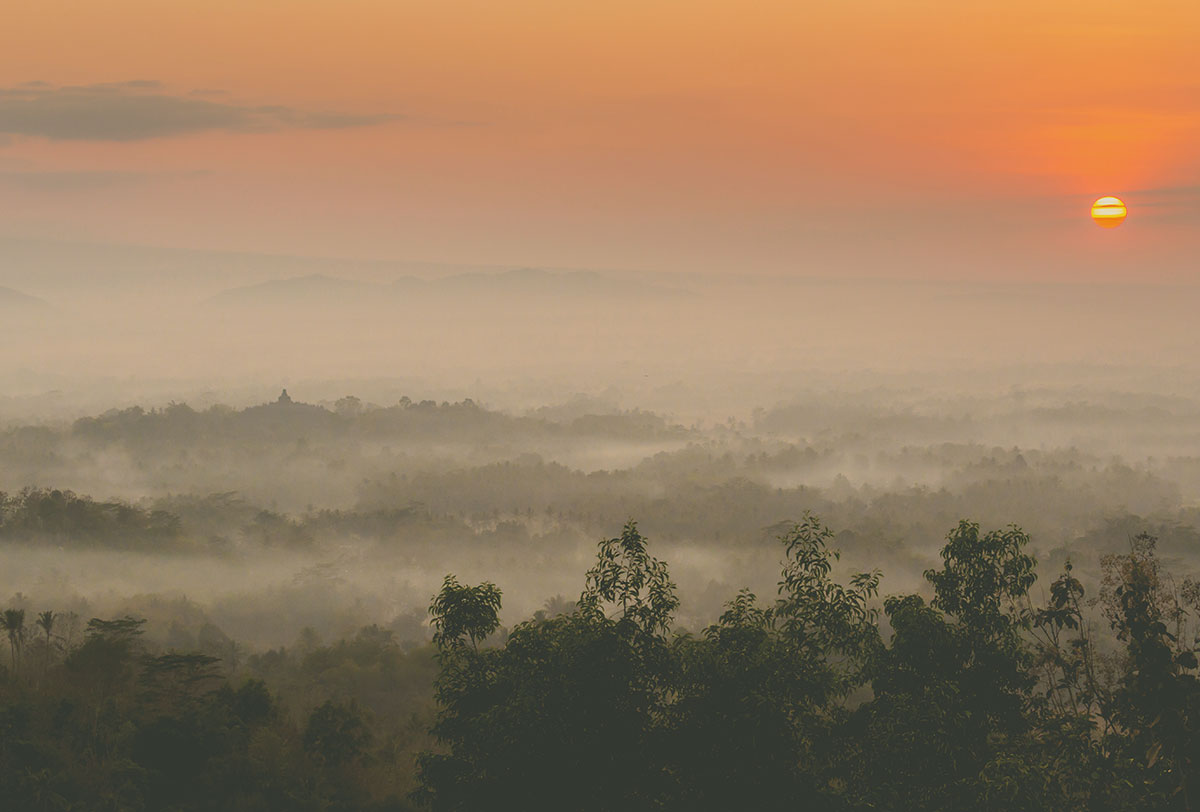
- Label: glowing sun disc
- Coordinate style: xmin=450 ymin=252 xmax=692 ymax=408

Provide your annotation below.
xmin=1091 ymin=196 xmax=1127 ymax=228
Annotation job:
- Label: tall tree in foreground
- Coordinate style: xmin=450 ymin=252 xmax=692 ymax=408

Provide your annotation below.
xmin=417 ymin=516 xmax=882 ymax=812
xmin=418 ymin=521 xmax=678 ymax=812
xmin=1099 ymin=534 xmax=1200 ymax=809
xmin=669 ymin=512 xmax=881 ymax=811
xmin=416 ymin=516 xmax=1200 ymax=811
xmin=840 ymin=522 xmax=1040 ymax=811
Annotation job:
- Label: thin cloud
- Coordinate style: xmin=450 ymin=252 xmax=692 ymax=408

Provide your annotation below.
xmin=1132 ymin=184 xmax=1200 ymax=201
xmin=0 ymin=82 xmax=397 ymax=142
xmin=0 ymin=169 xmax=210 ymax=191
xmin=1127 ymin=186 xmax=1200 ymax=225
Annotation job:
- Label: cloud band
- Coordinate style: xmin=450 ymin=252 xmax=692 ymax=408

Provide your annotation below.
xmin=0 ymin=81 xmax=396 ymax=142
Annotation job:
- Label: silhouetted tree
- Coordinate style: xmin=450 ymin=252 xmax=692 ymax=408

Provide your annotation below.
xmin=1 ymin=609 xmax=25 ymax=677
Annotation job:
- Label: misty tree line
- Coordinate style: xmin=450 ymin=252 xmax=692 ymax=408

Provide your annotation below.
xmin=0 ymin=488 xmax=183 ymax=550
xmin=0 ymin=450 xmax=1183 ymax=567
xmin=1 ymin=393 xmax=1192 ymax=590
xmin=3 ymin=513 xmax=1199 ymax=810
xmin=66 ymin=395 xmax=683 ymax=448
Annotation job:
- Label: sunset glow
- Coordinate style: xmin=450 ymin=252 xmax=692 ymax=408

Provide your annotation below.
xmin=0 ymin=1 xmax=1198 ymax=278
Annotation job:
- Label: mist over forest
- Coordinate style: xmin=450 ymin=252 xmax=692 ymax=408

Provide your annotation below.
xmin=3 ymin=243 xmax=1200 ymax=808
xmin=2 ymin=373 xmax=1199 ymax=642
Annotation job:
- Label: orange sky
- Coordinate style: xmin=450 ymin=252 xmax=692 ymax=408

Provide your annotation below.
xmin=1 ymin=0 xmax=1197 ymax=279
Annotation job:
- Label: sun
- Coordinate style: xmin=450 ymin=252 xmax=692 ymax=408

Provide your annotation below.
xmin=1091 ymin=196 xmax=1127 ymax=228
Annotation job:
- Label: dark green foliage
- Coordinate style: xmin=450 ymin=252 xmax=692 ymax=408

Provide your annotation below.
xmin=924 ymin=521 xmax=1037 ymax=734
xmin=428 ymin=576 xmax=502 ymax=650
xmin=417 ymin=516 xmax=1200 ymax=811
xmin=773 ymin=512 xmax=882 ymax=692
xmin=670 ymin=591 xmax=818 ymax=811
xmin=925 ymin=521 xmax=1037 ymax=638
xmin=846 ymin=522 xmax=1040 ymax=810
xmin=0 ymin=609 xmax=434 ymax=811
xmin=304 ymin=699 xmax=374 ymax=767
xmin=418 ymin=522 xmax=680 ymax=811
xmin=419 ymin=516 xmax=883 ymax=811
xmin=4 ymin=513 xmax=1200 ymax=810
xmin=578 ymin=520 xmax=679 ymax=634
xmin=842 ymin=594 xmax=976 ymax=811
xmin=1098 ymin=534 xmax=1200 ymax=808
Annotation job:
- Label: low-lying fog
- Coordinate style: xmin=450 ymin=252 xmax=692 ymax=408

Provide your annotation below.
xmin=2 ymin=237 xmax=1200 ymax=654
xmin=1 ymin=379 xmax=1198 ymax=652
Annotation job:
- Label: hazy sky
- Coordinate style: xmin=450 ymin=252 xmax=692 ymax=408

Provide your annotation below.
xmin=2 ymin=1 xmax=1198 ymax=280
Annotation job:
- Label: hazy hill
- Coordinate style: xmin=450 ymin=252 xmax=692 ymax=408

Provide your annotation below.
xmin=0 ymin=236 xmax=694 ymax=304
xmin=0 ymin=285 xmax=49 ymax=309
xmin=205 ymin=274 xmax=382 ymax=306
xmin=412 ymin=267 xmax=687 ymax=299
xmin=208 ymin=267 xmax=689 ymax=308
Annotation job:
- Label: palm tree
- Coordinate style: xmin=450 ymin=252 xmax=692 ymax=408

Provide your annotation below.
xmin=2 ymin=608 xmax=26 ymax=675
xmin=36 ymin=610 xmax=55 ymax=646
xmin=36 ymin=610 xmax=56 ymax=679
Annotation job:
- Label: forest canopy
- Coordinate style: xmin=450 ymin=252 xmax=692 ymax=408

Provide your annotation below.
xmin=417 ymin=517 xmax=1200 ymax=811
xmin=4 ymin=514 xmax=1196 ymax=811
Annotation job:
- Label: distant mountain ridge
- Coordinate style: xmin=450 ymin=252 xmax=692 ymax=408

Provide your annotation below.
xmin=205 ymin=274 xmax=374 ymax=304
xmin=0 ymin=285 xmax=49 ymax=308
xmin=207 ymin=267 xmax=691 ymax=306
xmin=0 ymin=236 xmax=698 ymax=299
